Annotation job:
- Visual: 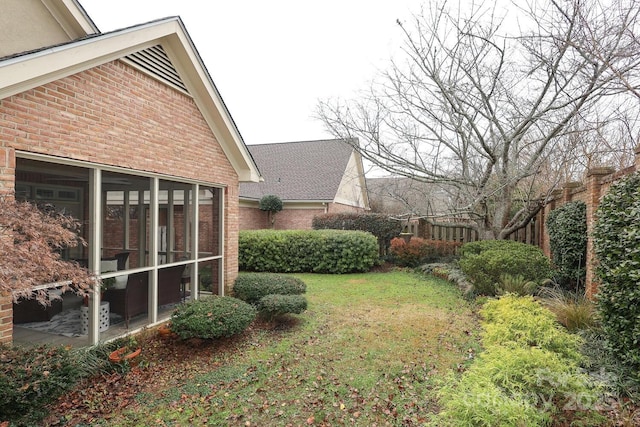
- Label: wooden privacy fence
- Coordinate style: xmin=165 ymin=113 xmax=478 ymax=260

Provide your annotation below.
xmin=416 ymin=217 xmax=541 ymax=247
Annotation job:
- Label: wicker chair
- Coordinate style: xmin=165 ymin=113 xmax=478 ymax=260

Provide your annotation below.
xmin=102 ymin=265 xmax=186 ymax=327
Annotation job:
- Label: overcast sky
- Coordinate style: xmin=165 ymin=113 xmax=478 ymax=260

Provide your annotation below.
xmin=79 ymin=0 xmax=425 ymax=146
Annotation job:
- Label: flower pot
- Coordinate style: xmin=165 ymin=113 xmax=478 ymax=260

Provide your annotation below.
xmin=108 ymin=347 xmax=141 ymax=364
xmin=157 ymin=323 xmax=173 ymax=338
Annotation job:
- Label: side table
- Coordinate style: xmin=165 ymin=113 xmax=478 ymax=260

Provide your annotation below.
xmin=80 ymin=301 xmax=110 ymax=335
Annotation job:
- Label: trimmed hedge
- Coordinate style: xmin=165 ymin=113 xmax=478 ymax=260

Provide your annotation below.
xmin=239 ymin=229 xmax=378 ymax=273
xmin=233 ymin=273 xmax=306 ymax=304
xmin=458 ymin=240 xmax=552 ymax=296
xmin=170 ymin=296 xmax=256 ymax=340
xmin=312 ymin=212 xmax=402 ymax=255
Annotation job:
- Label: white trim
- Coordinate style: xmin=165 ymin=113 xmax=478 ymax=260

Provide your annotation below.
xmin=88 ymin=168 xmax=101 ymax=344
xmin=148 ymin=177 xmax=159 ymax=324
xmin=190 ymin=183 xmax=199 ymax=296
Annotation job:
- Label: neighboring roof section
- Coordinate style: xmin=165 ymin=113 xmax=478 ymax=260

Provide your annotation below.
xmin=240 ymin=139 xmax=359 ymax=202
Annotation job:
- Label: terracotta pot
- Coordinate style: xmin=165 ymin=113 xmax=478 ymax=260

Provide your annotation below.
xmin=108 ymin=347 xmax=141 ymax=364
xmin=157 ymin=324 xmax=173 ymax=338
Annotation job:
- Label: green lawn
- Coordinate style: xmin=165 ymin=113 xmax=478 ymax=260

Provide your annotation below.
xmin=80 ymin=271 xmax=480 ymax=426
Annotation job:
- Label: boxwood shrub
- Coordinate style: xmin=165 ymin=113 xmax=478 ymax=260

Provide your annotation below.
xmin=233 ymin=273 xmax=306 ymax=304
xmin=170 ymin=296 xmax=256 ymax=340
xmin=258 ymin=294 xmax=308 ymax=319
xmin=458 ymin=240 xmax=552 ymax=296
xmin=239 ymin=229 xmax=378 ymax=273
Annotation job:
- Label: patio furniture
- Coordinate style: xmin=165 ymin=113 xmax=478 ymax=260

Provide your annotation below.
xmin=102 ymin=271 xmax=148 ymax=327
xmin=13 ymin=289 xmax=63 ymax=324
xmin=102 ymin=265 xmax=185 ymax=327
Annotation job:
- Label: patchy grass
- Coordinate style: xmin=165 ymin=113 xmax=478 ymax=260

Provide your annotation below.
xmin=46 ymin=271 xmax=479 ymax=426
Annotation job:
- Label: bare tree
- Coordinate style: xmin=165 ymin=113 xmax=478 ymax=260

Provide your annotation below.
xmin=1 ymin=196 xmax=95 ymax=305
xmin=318 ymin=0 xmax=640 ymax=239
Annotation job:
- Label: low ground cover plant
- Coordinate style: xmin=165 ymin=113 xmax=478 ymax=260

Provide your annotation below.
xmin=0 ymin=342 xmax=117 ymax=425
xmin=170 ymin=296 xmax=256 ymax=340
xmin=239 ymin=229 xmax=378 ymax=273
xmin=436 ymin=294 xmax=604 ymax=426
xmin=459 ymin=240 xmax=552 ymax=296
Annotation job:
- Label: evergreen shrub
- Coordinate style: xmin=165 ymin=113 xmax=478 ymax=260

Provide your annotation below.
xmin=312 ymin=212 xmax=402 ymax=255
xmin=546 ymin=201 xmax=587 ymax=290
xmin=239 ymin=229 xmax=378 ymax=273
xmin=458 ymin=240 xmax=551 ymax=296
xmin=258 ymin=294 xmax=308 ymax=320
xmin=170 ymin=296 xmax=256 ymax=340
xmin=593 ymin=171 xmax=640 ymax=368
xmin=233 ymin=273 xmax=306 ymax=304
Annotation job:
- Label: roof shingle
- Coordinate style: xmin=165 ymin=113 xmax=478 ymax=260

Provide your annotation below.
xmin=240 ymin=139 xmax=356 ymax=201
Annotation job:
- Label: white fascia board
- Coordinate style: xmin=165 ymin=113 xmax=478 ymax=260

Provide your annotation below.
xmin=162 ymin=25 xmax=260 ymax=183
xmin=0 ymin=19 xmax=180 ymax=100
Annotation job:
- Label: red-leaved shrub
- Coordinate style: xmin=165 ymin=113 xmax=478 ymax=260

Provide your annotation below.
xmin=389 ymin=237 xmax=433 ymax=267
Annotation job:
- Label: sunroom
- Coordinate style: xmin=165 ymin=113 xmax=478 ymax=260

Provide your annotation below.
xmin=12 ymin=154 xmax=224 ymax=347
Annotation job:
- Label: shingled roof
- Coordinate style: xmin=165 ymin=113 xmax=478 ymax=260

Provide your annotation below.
xmin=240 ymin=139 xmax=356 ymax=201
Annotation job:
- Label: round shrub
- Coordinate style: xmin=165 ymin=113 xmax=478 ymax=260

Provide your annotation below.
xmin=593 ymin=171 xmax=640 ymax=368
xmin=259 ymin=194 xmax=283 ymax=213
xmin=459 ymin=240 xmax=552 ymax=296
xmin=170 ymin=296 xmax=256 ymax=340
xmin=259 ymin=294 xmax=308 ymax=319
xmin=233 ymin=273 xmax=306 ymax=305
xmin=546 ymin=201 xmax=587 ymax=291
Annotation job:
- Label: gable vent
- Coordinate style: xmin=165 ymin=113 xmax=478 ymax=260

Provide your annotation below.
xmin=124 ymin=45 xmax=189 ymax=94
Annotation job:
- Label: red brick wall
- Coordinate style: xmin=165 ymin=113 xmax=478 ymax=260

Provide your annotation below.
xmin=240 ymin=204 xmax=269 ymax=230
xmin=540 ymin=150 xmax=640 ymax=299
xmin=0 ymin=60 xmax=241 ymax=341
xmin=240 ymin=202 xmax=365 ymax=231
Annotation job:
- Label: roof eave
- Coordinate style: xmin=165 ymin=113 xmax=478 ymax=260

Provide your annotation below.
xmin=0 ymin=17 xmax=261 ymax=183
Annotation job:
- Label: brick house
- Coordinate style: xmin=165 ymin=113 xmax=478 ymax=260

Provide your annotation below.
xmin=239 ymin=139 xmax=369 ymax=230
xmin=0 ymin=0 xmax=260 ymax=346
